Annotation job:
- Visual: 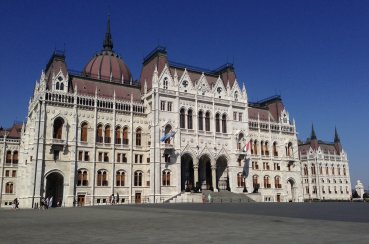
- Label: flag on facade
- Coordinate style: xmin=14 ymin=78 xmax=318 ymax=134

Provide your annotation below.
xmin=160 ymin=130 xmax=177 ymax=142
xmin=242 ymin=141 xmax=250 ymax=153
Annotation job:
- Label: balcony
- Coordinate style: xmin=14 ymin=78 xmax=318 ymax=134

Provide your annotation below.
xmin=52 ymin=138 xmax=65 ymax=145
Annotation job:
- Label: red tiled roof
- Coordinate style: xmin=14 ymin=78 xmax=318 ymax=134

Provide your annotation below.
xmin=71 ymin=77 xmax=142 ymax=102
xmin=0 ymin=124 xmax=22 ymax=139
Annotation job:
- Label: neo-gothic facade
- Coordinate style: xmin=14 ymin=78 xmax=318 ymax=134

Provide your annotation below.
xmin=0 ymin=20 xmax=351 ymax=208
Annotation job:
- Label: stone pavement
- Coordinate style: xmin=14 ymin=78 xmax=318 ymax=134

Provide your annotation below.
xmin=1 ymin=202 xmax=369 ymax=244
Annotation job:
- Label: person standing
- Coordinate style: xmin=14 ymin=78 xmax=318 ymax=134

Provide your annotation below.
xmin=48 ymin=196 xmax=53 ymax=208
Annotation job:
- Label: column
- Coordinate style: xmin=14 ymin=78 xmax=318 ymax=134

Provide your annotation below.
xmin=211 ymin=166 xmax=217 ymax=192
xmin=193 ymin=165 xmax=198 ymax=188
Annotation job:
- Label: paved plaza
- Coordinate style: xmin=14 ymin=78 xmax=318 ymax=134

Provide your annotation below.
xmin=1 ymin=202 xmax=369 ymax=243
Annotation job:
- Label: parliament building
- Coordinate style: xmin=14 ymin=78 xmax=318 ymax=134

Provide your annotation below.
xmin=0 ymin=19 xmax=352 ymax=208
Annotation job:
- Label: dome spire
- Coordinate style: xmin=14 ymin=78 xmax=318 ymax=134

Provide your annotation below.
xmin=334 ymin=127 xmax=340 ymax=143
xmin=310 ymin=124 xmax=317 ymax=140
xmin=103 ymin=14 xmax=113 ymax=51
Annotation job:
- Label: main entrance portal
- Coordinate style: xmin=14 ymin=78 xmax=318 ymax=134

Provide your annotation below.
xmin=181 ymin=154 xmax=194 ymax=191
xmin=45 ymin=172 xmax=64 ymax=207
xmin=199 ymin=155 xmax=212 ymax=190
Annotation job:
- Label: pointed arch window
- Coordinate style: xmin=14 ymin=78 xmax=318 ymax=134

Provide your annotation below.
xmin=60 ymin=83 xmax=64 ymax=91
xmin=215 ymin=114 xmax=220 ymax=132
xmin=264 ymin=142 xmax=269 ymax=156
xmin=96 ymin=124 xmax=103 ymax=143
xmin=136 ymin=128 xmax=142 ymax=146
xmin=304 ymin=164 xmax=308 ymax=175
xmin=56 ymin=82 xmax=60 ymax=90
xmin=77 ymin=170 xmax=88 ymax=186
xmin=273 ymin=142 xmax=278 ymax=156
xmin=115 ymin=126 xmax=122 ymax=144
xmin=163 ymin=77 xmax=168 ymax=89
xmin=104 ymin=125 xmax=111 ymax=143
xmin=116 ymin=170 xmax=125 ymax=186
xmin=222 ymin=114 xmax=227 ymax=133
xmin=180 ymin=108 xmax=186 ymax=128
xmin=97 ymin=170 xmax=108 ymax=186
xmin=205 ymin=111 xmax=210 ymax=131
xmin=264 ymin=176 xmax=270 ymax=188
xmin=13 ymin=151 xmax=18 ymax=164
xmin=162 ymin=170 xmax=171 ymax=186
xmin=134 ymin=171 xmax=143 ymax=186
xmin=187 ymin=109 xmax=193 ymax=129
xmin=123 ymin=127 xmax=129 ymax=145
xmin=237 ymin=133 xmax=244 ymax=150
xmin=164 ymin=125 xmax=172 ymax=144
xmin=253 ymin=140 xmax=258 ymax=155
xmin=81 ymin=122 xmax=88 ymax=142
xmin=5 ymin=182 xmax=13 ymax=194
xmin=53 ymin=117 xmax=64 ymax=139
xmin=6 ymin=151 xmax=11 ymax=164
xmin=198 ymin=111 xmax=203 ymax=131
xmin=275 ymin=176 xmax=281 ymax=188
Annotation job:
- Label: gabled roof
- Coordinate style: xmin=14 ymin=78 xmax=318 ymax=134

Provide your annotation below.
xmin=0 ymin=123 xmax=22 ymax=139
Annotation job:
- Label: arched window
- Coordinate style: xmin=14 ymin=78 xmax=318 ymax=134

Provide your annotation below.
xmin=115 ymin=126 xmax=121 ymax=144
xmin=264 ymin=176 xmax=270 ymax=188
xmin=116 ymin=170 xmax=125 ymax=186
xmin=187 ymin=109 xmax=193 ymax=129
xmin=162 ymin=170 xmax=171 ymax=186
xmin=343 ymin=166 xmax=346 ymax=176
xmin=198 ymin=111 xmax=204 ymax=131
xmin=205 ymin=111 xmax=210 ymax=131
xmin=6 ymin=150 xmax=11 ymax=164
xmin=215 ymin=113 xmax=220 ymax=132
xmin=81 ymin=122 xmax=88 ymax=142
xmin=287 ymin=142 xmax=293 ymax=157
xmin=311 ymin=164 xmax=316 ymax=175
xmin=260 ymin=141 xmax=265 ymax=155
xmin=337 ymin=166 xmax=341 ymax=175
xmin=250 ymin=140 xmax=254 ymax=155
xmin=13 ymin=151 xmax=18 ymax=164
xmin=253 ymin=140 xmax=258 ymax=155
xmin=265 ymin=142 xmax=269 ymax=156
xmin=237 ymin=172 xmax=244 ymax=187
xmin=252 ymin=175 xmax=259 ymax=188
xmin=237 ymin=133 xmax=244 ymax=150
xmin=234 ymin=91 xmax=238 ymax=101
xmin=104 ymin=125 xmax=111 ymax=143
xmin=60 ymin=83 xmax=64 ymax=91
xmin=56 ymin=82 xmax=60 ymax=90
xmin=164 ymin=125 xmax=172 ymax=144
xmin=180 ymin=108 xmax=186 ymax=128
xmin=326 ymin=165 xmax=329 ymax=175
xmin=331 ymin=166 xmax=335 ymax=175
xmin=136 ymin=128 xmax=142 ymax=146
xmin=53 ymin=117 xmax=64 ymax=139
xmin=123 ymin=127 xmax=129 ymax=145
xmin=273 ymin=142 xmax=278 ymax=156
xmin=304 ymin=164 xmax=308 ymax=175
xmin=96 ymin=124 xmax=103 ymax=143
xmin=134 ymin=171 xmax=143 ymax=186
xmin=77 ymin=170 xmax=88 ymax=186
xmin=222 ymin=114 xmax=227 ymax=133
xmin=275 ymin=176 xmax=281 ymax=188
xmin=5 ymin=182 xmax=13 ymax=194
xmin=97 ymin=170 xmax=108 ymax=186
xmin=163 ymin=77 xmax=168 ymax=89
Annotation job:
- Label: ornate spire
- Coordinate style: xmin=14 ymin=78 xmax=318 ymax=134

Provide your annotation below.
xmin=310 ymin=124 xmax=317 ymax=140
xmin=334 ymin=127 xmax=340 ymax=143
xmin=103 ymin=15 xmax=113 ymax=51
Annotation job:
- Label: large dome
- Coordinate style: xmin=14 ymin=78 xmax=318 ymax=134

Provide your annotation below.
xmin=83 ymin=50 xmax=132 ymax=83
xmin=83 ymin=16 xmax=132 ymax=83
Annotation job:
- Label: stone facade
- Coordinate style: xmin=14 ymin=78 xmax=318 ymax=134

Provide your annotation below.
xmin=0 ymin=21 xmax=351 ymax=208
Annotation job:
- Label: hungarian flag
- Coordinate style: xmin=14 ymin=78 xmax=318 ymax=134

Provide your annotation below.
xmin=242 ymin=141 xmax=250 ymax=153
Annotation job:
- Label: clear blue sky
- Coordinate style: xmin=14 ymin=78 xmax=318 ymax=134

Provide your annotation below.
xmin=0 ymin=0 xmax=368 ymax=189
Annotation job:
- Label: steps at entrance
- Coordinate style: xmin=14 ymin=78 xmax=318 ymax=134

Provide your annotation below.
xmin=168 ymin=192 xmax=203 ymax=203
xmin=202 ymin=190 xmax=255 ymax=203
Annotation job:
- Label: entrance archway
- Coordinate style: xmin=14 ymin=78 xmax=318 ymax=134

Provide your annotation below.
xmin=45 ymin=172 xmax=64 ymax=207
xmin=198 ymin=155 xmax=212 ymax=190
xmin=216 ymin=156 xmax=228 ymax=191
xmin=181 ymin=154 xmax=194 ymax=191
xmin=286 ymin=178 xmax=295 ymax=202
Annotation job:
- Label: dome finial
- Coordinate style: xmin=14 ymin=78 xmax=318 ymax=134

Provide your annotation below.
xmin=103 ymin=14 xmax=113 ymax=51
